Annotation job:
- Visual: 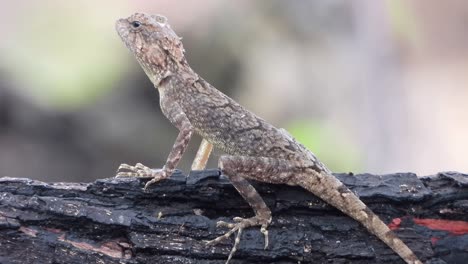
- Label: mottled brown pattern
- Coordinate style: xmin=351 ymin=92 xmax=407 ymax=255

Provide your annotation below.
xmin=115 ymin=13 xmax=422 ymax=264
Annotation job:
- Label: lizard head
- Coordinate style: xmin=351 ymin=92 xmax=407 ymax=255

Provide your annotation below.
xmin=115 ymin=13 xmax=186 ymax=85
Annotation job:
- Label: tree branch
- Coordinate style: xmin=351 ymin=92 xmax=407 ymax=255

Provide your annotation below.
xmin=1 ymin=171 xmax=467 ymax=263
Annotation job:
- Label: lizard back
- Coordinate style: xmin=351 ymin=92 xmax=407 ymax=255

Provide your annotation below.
xmin=166 ymin=74 xmax=328 ymax=172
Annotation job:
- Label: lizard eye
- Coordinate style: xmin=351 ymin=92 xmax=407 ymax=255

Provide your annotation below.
xmin=131 ymin=21 xmax=141 ymax=28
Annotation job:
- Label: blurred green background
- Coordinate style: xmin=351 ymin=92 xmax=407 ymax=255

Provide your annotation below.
xmin=1 ymin=0 xmax=467 ymax=182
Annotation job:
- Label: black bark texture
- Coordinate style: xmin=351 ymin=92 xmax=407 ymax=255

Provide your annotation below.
xmin=0 ymin=170 xmax=467 ymax=264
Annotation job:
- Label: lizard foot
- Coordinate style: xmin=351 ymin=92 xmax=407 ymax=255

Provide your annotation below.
xmin=206 ymin=216 xmax=269 ymax=264
xmin=116 ymin=163 xmax=167 ymax=190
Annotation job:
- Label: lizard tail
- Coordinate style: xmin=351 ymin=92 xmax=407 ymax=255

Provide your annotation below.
xmin=298 ymin=171 xmax=422 ymax=264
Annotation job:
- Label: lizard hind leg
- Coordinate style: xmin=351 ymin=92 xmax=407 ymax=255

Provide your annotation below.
xmin=206 ymin=156 xmax=296 ymax=263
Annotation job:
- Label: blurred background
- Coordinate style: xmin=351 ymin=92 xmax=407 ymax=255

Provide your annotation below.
xmin=1 ymin=0 xmax=467 ymax=182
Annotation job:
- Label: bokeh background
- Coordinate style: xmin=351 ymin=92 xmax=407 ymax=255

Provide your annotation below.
xmin=1 ymin=0 xmax=467 ymax=182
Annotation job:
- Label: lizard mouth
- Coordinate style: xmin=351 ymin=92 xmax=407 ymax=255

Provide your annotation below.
xmin=115 ymin=19 xmax=129 ymax=40
xmin=115 ymin=18 xmax=138 ymax=53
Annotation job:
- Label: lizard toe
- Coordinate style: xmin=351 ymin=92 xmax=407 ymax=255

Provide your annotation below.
xmin=206 ymin=216 xmax=270 ymax=263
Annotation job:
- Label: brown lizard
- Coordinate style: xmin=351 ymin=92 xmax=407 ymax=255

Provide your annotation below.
xmin=115 ymin=13 xmax=423 ymax=264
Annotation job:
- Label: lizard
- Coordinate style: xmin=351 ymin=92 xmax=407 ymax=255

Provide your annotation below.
xmin=114 ymin=13 xmax=423 ymax=264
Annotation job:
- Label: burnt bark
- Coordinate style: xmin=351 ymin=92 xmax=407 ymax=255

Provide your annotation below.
xmin=0 ymin=170 xmax=467 ymax=264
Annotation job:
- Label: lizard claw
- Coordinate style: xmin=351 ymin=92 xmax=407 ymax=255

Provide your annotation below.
xmin=115 ymin=163 xmax=167 ymax=190
xmin=260 ymin=225 xmax=269 ymax=249
xmin=206 ymin=216 xmax=270 ymax=263
xmin=143 ymin=169 xmax=167 ymax=190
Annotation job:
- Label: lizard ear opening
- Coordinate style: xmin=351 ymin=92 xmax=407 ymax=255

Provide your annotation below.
xmin=151 ymin=15 xmax=167 ymax=25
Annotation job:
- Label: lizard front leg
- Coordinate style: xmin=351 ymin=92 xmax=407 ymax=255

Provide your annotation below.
xmin=116 ymin=110 xmax=193 ymax=190
xmin=207 ymin=156 xmax=298 ymax=263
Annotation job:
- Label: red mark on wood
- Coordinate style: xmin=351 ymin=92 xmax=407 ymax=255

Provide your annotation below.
xmin=388 ymin=218 xmax=402 ymax=230
xmin=44 ymin=227 xmax=63 ymax=234
xmin=414 ymin=218 xmax=468 ymax=235
xmin=19 ymin=226 xmax=37 ymax=237
xmin=58 ymin=236 xmax=130 ymax=259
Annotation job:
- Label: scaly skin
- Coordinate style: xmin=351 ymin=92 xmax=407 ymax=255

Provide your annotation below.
xmin=114 ymin=13 xmax=422 ymax=264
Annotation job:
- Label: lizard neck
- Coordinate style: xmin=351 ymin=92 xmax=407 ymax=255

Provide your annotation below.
xmin=155 ymin=63 xmax=198 ymax=100
xmin=147 ymin=59 xmax=196 ymax=88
